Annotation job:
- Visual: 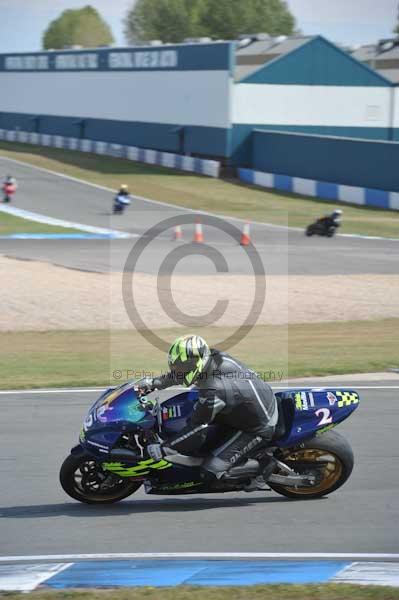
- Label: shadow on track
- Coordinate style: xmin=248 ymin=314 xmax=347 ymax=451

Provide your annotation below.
xmin=0 ymin=495 xmax=306 ymax=518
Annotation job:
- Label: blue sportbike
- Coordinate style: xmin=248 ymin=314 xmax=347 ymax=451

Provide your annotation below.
xmin=60 ymin=379 xmax=359 ymax=503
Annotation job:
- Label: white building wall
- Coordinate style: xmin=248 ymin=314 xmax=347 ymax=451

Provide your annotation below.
xmin=233 ymin=84 xmax=392 ymax=128
xmin=393 ymin=87 xmax=399 ymax=131
xmin=0 ymin=70 xmax=231 ymax=128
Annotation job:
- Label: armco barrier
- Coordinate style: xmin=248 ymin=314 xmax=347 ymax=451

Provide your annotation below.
xmin=0 ymin=129 xmax=220 ymax=178
xmin=239 ymin=168 xmax=399 ymax=211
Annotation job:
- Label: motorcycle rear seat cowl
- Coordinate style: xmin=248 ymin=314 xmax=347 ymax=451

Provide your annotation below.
xmin=271 ymin=394 xmax=293 ymax=442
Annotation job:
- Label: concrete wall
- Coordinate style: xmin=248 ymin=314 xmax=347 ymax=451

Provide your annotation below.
xmin=251 ymin=129 xmax=399 ymax=192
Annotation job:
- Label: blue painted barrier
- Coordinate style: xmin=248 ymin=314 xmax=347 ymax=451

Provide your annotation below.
xmin=239 ymin=168 xmax=399 ymax=211
xmin=0 ymin=129 xmax=220 ymax=178
xmin=251 ymin=129 xmax=399 ymax=193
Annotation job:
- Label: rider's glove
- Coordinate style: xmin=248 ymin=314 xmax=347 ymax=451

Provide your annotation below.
xmin=147 ymin=443 xmax=164 ymax=461
xmin=136 ymin=377 xmax=154 ymax=397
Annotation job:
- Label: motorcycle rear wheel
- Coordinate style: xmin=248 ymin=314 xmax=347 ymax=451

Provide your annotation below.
xmin=269 ymin=430 xmax=354 ymax=500
xmin=60 ymin=452 xmax=142 ymax=504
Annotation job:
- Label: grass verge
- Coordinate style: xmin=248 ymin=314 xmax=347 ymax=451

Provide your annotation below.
xmin=1 ymin=319 xmax=397 ymax=389
xmin=0 ymin=211 xmax=82 ymax=235
xmin=1 ymin=585 xmax=398 ymax=600
xmin=1 ymin=141 xmax=398 ymax=238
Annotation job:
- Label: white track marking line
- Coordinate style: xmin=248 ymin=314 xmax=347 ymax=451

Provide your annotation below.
xmin=0 ymin=385 xmax=398 ymax=396
xmin=0 ymin=563 xmax=72 ymax=591
xmin=0 ymin=388 xmax=104 ymax=394
xmin=333 ymin=561 xmax=399 ymax=586
xmin=0 ymin=204 xmax=134 ymax=239
xmin=0 ymin=553 xmax=398 ymax=562
xmin=1 ymin=155 xmax=398 ymax=242
xmin=274 ymin=386 xmax=399 ymax=390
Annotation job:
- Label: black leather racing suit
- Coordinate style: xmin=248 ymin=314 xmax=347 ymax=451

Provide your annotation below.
xmin=152 ymin=350 xmax=278 ymax=477
xmin=318 ymin=215 xmax=341 ymax=231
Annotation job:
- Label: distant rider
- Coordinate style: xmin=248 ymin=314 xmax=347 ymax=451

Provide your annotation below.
xmin=117 ymin=184 xmax=130 ymax=199
xmin=3 ymin=175 xmax=17 ymax=203
xmin=318 ymin=209 xmax=342 ymax=231
xmin=139 ymin=335 xmax=278 ymax=488
xmin=113 ymin=184 xmax=131 ymax=213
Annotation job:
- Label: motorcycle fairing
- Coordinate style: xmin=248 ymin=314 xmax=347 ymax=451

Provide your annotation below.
xmin=275 ymin=388 xmax=359 ymax=447
xmin=90 ymin=383 xmax=155 ymax=429
xmin=80 ymin=382 xmax=156 ymax=453
xmin=158 ymin=389 xmax=200 ymax=436
xmin=145 ymin=480 xmax=204 ymax=494
xmin=142 ymin=458 xmax=206 ymax=494
xmin=158 ymin=387 xmax=359 ymax=449
xmin=102 ymin=458 xmax=172 ymax=477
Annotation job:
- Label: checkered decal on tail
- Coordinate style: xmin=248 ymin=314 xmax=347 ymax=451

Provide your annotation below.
xmin=335 ymin=391 xmax=359 ymax=407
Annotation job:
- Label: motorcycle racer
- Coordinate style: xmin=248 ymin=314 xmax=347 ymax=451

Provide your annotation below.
xmin=317 ymin=209 xmax=342 ymax=230
xmin=118 ymin=183 xmax=130 ymax=197
xmin=142 ymin=335 xmax=278 ymax=485
xmin=3 ymin=175 xmax=17 ymax=203
xmin=113 ymin=184 xmax=131 ymax=214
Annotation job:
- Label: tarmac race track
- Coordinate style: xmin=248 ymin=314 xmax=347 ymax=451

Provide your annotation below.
xmin=0 ymin=157 xmax=398 ymax=275
xmin=0 ymin=382 xmax=398 ymax=556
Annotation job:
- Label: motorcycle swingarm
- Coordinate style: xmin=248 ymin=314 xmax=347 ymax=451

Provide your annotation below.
xmin=268 ymin=473 xmax=316 ymax=486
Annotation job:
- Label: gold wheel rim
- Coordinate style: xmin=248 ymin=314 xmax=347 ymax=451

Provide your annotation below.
xmin=279 ymin=448 xmax=343 ymax=495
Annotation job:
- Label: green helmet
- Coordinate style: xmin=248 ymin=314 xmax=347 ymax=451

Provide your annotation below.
xmin=168 ymin=335 xmax=211 ymax=387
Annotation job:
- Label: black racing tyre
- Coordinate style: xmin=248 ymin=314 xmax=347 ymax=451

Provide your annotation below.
xmin=305 ymin=226 xmax=313 ymax=237
xmin=269 ymin=430 xmax=354 ymax=500
xmin=60 ymin=451 xmax=142 ymax=504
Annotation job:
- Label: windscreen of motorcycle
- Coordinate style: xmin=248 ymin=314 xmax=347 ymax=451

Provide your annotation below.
xmin=83 ymin=383 xmax=155 ymax=433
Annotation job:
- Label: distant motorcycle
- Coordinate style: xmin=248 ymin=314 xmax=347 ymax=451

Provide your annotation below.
xmin=2 ymin=182 xmax=17 ymax=203
xmin=306 ymin=218 xmax=339 ymax=238
xmin=306 ymin=210 xmax=342 ymax=238
xmin=113 ymin=193 xmax=130 ymax=215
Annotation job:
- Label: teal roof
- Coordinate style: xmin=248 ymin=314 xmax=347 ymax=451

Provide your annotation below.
xmin=239 ymin=36 xmax=392 ymax=87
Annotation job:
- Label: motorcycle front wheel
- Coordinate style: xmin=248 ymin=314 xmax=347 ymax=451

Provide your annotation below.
xmin=60 ymin=451 xmax=142 ymax=504
xmin=270 ymin=430 xmax=354 ymax=500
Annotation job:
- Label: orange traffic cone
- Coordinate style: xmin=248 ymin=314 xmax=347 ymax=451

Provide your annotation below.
xmin=240 ymin=222 xmax=251 ymax=246
xmin=173 ymin=225 xmax=183 ymax=241
xmin=193 ymin=220 xmax=204 ymax=243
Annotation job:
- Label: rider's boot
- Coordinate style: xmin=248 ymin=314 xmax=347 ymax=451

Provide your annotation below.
xmin=244 ymin=476 xmax=269 ymax=491
xmin=244 ymin=456 xmax=277 ymax=491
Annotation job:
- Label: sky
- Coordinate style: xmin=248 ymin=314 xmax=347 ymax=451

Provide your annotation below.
xmin=0 ymin=0 xmax=397 ymax=53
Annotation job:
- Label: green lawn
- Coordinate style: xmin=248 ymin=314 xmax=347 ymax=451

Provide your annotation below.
xmin=1 ymin=319 xmax=397 ymax=389
xmin=0 ymin=211 xmax=82 ymax=235
xmin=1 ymin=141 xmax=398 ymax=238
xmin=1 ymin=585 xmax=398 ymax=600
